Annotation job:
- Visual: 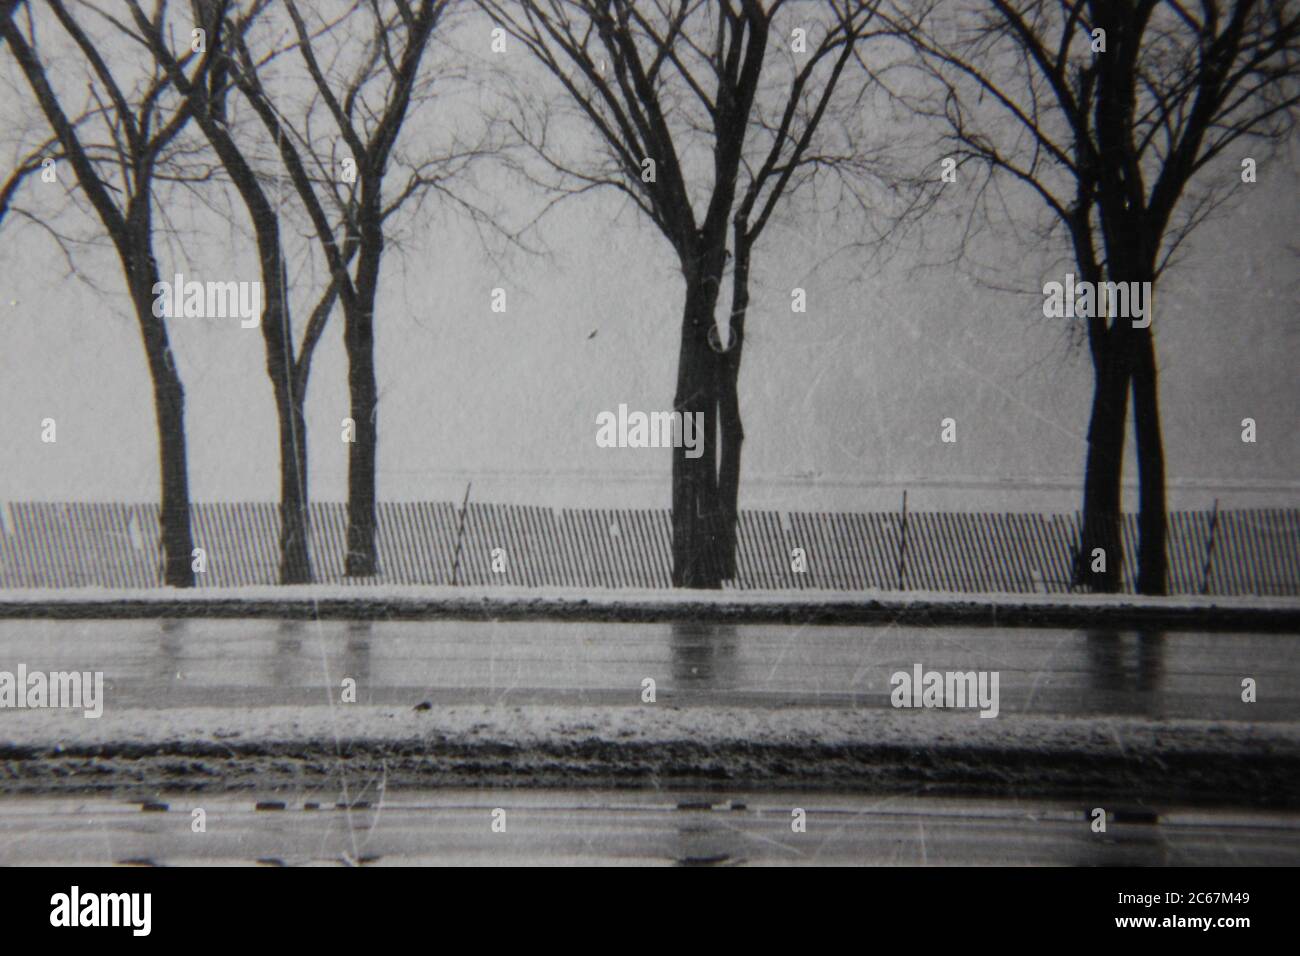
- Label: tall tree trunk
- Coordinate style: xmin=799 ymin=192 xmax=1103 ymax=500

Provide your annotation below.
xmin=261 ymin=258 xmax=312 ymax=585
xmin=277 ymin=386 xmax=312 ymax=584
xmin=150 ymin=341 xmax=197 ymax=588
xmin=671 ymin=266 xmax=724 ymax=589
xmin=128 ymin=235 xmax=195 ymax=588
xmin=1131 ymin=323 xmax=1167 ymax=595
xmin=343 ymin=304 xmax=379 ymax=577
xmin=344 ymin=220 xmax=382 ymax=577
xmin=1075 ymin=330 xmax=1129 ymax=592
xmin=716 ymin=229 xmax=751 ymax=581
xmin=715 ymin=381 xmax=742 ymax=579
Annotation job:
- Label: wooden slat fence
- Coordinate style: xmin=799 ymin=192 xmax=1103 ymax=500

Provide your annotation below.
xmin=0 ymin=502 xmax=1294 ymax=595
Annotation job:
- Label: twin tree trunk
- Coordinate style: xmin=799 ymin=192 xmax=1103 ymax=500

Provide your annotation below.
xmin=257 ymin=247 xmax=311 ymax=585
xmin=1075 ymin=263 xmax=1168 ymax=595
xmin=717 ymin=232 xmax=751 ymax=582
xmin=670 ymin=235 xmax=747 ymax=589
xmin=246 ymin=217 xmax=311 ymax=584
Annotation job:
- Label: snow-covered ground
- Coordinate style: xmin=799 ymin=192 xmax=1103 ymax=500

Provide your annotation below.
xmin=6 ymin=701 xmax=1297 ymax=752
xmin=3 ymin=702 xmax=1297 ymax=804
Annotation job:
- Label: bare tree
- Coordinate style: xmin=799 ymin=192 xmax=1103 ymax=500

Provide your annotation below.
xmin=228 ymin=0 xmax=463 ymax=578
xmin=1 ymin=0 xmax=215 ymax=587
xmin=481 ymin=0 xmax=893 ymax=588
xmin=897 ymin=0 xmax=1300 ymax=593
xmin=129 ymin=0 xmax=319 ymax=583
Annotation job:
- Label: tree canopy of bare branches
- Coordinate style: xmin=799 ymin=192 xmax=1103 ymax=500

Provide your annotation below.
xmin=481 ymin=0 xmax=900 ymax=587
xmin=227 ymin=0 xmax=457 ymax=577
xmin=0 ymin=0 xmax=236 ymax=586
xmin=895 ymin=0 xmax=1300 ymax=593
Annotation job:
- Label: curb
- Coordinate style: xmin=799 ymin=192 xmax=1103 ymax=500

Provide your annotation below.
xmin=1 ymin=592 xmax=1298 ymax=631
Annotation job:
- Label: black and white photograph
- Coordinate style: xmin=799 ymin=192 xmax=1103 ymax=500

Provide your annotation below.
xmin=0 ymin=0 xmax=1296 ymax=920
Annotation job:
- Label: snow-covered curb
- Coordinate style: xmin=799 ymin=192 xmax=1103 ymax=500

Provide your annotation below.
xmin=1 ymin=583 xmax=1296 ymax=629
xmin=3 ymin=703 xmax=1297 ymax=752
xmin=3 ymin=704 xmax=1297 ymax=804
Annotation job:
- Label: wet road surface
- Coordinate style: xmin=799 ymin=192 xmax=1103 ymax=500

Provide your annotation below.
xmin=2 ymin=790 xmax=1297 ymax=866
xmin=0 ymin=618 xmax=1294 ymax=720
xmin=2 ymin=618 xmax=1297 ymax=864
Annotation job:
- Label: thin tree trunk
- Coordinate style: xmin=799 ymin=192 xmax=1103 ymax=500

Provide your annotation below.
xmin=128 ymin=234 xmax=195 ymax=589
xmin=257 ymin=251 xmax=312 ymax=585
xmin=1131 ymin=323 xmax=1167 ymax=595
xmin=148 ymin=339 xmax=196 ymax=588
xmin=671 ymin=265 xmax=724 ymax=589
xmin=344 ymin=219 xmax=382 ymax=577
xmin=278 ymin=388 xmax=312 ymax=584
xmin=1076 ymin=330 xmax=1129 ymax=592
xmin=716 ymin=368 xmax=743 ymax=580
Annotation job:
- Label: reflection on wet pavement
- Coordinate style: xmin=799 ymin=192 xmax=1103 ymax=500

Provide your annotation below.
xmin=1085 ymin=630 xmax=1167 ymax=717
xmin=0 ymin=617 xmax=1289 ymax=719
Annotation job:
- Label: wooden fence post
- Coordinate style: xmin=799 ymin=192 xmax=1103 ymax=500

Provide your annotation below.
xmin=1200 ymin=497 xmax=1220 ymax=595
xmin=897 ymin=490 xmax=909 ymax=591
xmin=451 ymin=481 xmax=472 ymax=586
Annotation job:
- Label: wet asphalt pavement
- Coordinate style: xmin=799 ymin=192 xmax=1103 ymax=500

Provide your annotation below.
xmin=1 ymin=617 xmax=1296 ymax=864
xmin=0 ymin=617 xmax=1293 ymax=720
